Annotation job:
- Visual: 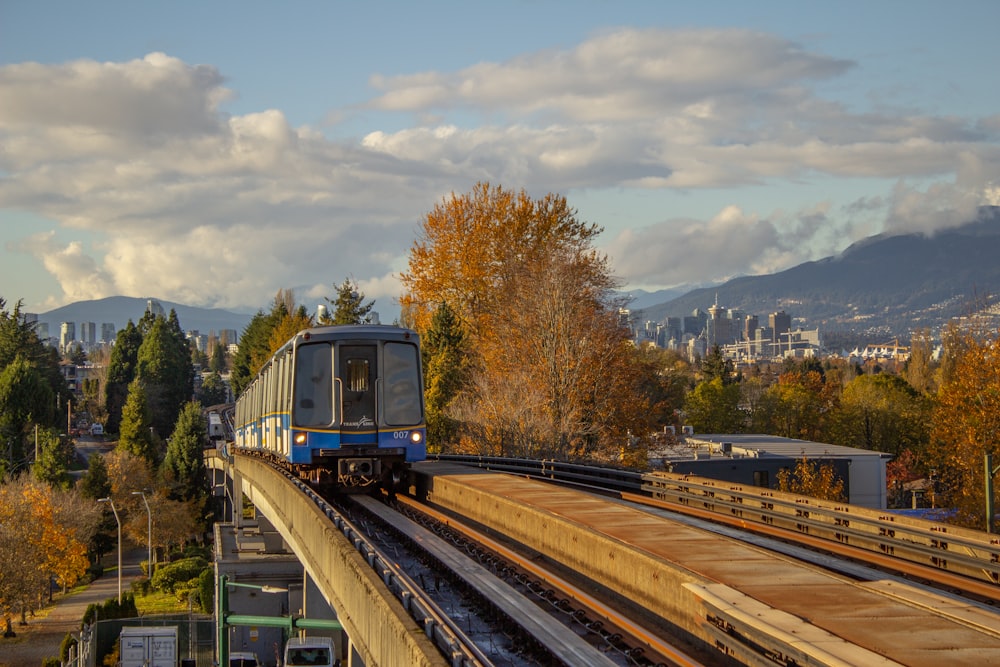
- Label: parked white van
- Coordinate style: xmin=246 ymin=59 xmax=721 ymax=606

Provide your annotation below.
xmin=283 ymin=636 xmax=335 ymax=667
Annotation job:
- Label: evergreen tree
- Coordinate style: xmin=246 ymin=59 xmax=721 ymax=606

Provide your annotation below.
xmin=422 ymin=302 xmax=469 ymax=450
xmin=117 ymin=379 xmax=157 ymax=465
xmin=700 ymin=345 xmax=735 ymax=384
xmin=32 ymin=428 xmax=72 ymax=489
xmin=104 ymin=321 xmax=142 ymax=434
xmin=0 ymin=298 xmax=67 ymax=477
xmin=0 ymin=355 xmax=54 ymax=476
xmin=162 ymin=402 xmax=207 ymax=501
xmin=135 ymin=312 xmax=194 ymax=438
xmin=197 ymin=371 xmax=229 ymax=407
xmin=208 ymin=337 xmax=227 ymax=373
xmin=324 ymin=278 xmax=375 ymax=325
xmin=230 ymin=310 xmax=278 ymax=397
xmin=79 ymin=452 xmax=111 ymax=500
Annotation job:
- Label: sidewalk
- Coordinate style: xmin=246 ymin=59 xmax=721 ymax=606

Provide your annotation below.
xmin=0 ymin=546 xmax=147 ymax=667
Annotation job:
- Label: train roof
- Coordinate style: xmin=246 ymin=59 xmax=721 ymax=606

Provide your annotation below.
xmin=295 ymin=324 xmax=418 ymax=340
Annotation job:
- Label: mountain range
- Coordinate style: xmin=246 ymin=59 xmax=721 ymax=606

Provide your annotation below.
xmin=632 ymin=206 xmax=1000 ymax=344
xmin=36 ymin=296 xmax=254 ymax=339
xmin=32 ymin=207 xmax=1000 ymax=346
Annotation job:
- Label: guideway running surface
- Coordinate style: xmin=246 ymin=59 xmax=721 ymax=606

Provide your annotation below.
xmin=416 ymin=467 xmax=1000 ymax=667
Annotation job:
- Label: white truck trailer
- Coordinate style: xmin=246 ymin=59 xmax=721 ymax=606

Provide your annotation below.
xmin=119 ymin=626 xmax=178 ymax=667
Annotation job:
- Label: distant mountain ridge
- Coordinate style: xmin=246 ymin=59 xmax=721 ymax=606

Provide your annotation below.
xmin=637 ymin=207 xmax=1000 ymax=341
xmin=37 ymin=296 xmax=253 ymax=338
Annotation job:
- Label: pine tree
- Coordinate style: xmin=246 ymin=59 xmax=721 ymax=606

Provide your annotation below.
xmin=79 ymin=451 xmax=111 ymax=500
xmin=324 ymin=278 xmax=375 ymax=325
xmin=422 ymin=303 xmax=469 ymax=450
xmin=118 ymin=379 xmax=157 ymax=465
xmin=32 ymin=428 xmax=72 ymax=489
xmin=105 ymin=321 xmax=143 ymax=434
xmin=135 ymin=312 xmax=194 ymax=438
xmin=162 ymin=402 xmax=208 ymax=501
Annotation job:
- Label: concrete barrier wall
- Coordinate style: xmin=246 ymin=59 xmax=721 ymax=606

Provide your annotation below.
xmin=422 ymin=472 xmax=715 ymax=646
xmin=210 ymin=454 xmax=446 ymax=667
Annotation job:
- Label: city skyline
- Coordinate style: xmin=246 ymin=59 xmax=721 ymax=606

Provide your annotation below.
xmin=2 ymin=2 xmax=999 ymax=318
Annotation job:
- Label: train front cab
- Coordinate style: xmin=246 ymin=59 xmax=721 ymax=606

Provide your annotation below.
xmin=291 ymin=329 xmax=426 ymax=490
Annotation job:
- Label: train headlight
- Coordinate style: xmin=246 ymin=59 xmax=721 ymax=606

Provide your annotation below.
xmin=410 ymin=431 xmax=423 ymax=444
xmin=293 ymin=432 xmax=307 ymax=445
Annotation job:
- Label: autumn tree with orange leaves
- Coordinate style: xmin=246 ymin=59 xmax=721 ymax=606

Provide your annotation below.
xmin=0 ymin=476 xmax=94 ymax=635
xmin=401 ymin=183 xmax=649 ymax=461
xmin=929 ymin=328 xmax=1000 ymax=530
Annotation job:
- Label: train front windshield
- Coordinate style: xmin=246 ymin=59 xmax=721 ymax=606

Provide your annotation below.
xmin=292 ymin=340 xmax=423 ymax=429
xmin=294 ymin=343 xmax=334 ymax=427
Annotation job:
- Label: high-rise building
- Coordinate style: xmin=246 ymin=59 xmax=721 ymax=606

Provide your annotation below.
xmin=146 ymin=299 xmax=165 ymax=318
xmin=101 ymin=323 xmax=116 ymax=343
xmin=60 ymin=322 xmax=76 ymax=352
xmin=81 ymin=322 xmax=97 ymax=346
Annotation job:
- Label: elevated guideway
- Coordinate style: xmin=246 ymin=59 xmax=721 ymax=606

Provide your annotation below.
xmin=206 ymin=450 xmax=446 ymax=667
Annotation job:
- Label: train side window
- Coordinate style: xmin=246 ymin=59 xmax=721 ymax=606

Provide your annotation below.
xmin=294 ymin=343 xmax=333 ymax=427
xmin=383 ymin=342 xmax=422 ymax=426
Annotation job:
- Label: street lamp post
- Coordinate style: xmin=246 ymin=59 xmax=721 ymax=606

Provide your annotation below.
xmin=97 ymin=497 xmax=121 ymax=603
xmin=131 ymin=491 xmax=152 ymax=576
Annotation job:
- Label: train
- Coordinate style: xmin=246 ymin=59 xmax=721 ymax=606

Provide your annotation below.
xmin=232 ymin=325 xmax=427 ymax=492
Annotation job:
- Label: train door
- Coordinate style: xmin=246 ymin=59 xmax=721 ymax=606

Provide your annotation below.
xmin=339 ymin=345 xmax=377 ymax=436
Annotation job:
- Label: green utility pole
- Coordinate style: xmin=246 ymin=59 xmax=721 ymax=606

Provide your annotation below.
xmin=216 ymin=574 xmax=343 ymax=666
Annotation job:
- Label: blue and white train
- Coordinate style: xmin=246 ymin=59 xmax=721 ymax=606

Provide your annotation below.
xmin=233 ymin=325 xmax=426 ymax=492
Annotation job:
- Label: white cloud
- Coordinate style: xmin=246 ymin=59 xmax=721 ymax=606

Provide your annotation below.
xmin=1 ymin=27 xmax=998 ymax=313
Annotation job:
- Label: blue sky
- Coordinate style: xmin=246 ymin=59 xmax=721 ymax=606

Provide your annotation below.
xmin=2 ymin=1 xmax=999 ymax=321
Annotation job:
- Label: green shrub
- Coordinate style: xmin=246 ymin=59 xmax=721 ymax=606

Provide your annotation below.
xmin=151 ymin=557 xmax=207 ymax=594
xmin=197 ymin=568 xmax=214 ymax=614
xmin=60 ymin=632 xmax=77 ymax=662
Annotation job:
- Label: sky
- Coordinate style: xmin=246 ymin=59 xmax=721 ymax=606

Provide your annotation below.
xmin=2 ymin=1 xmax=999 ymax=322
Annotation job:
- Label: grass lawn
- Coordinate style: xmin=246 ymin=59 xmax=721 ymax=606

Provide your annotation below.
xmin=135 ymin=590 xmax=193 ymax=615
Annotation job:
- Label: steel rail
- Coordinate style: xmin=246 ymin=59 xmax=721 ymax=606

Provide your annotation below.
xmin=394 ymin=493 xmax=706 ymax=667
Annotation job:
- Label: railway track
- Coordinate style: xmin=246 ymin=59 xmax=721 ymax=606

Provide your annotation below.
xmin=342 ymin=492 xmax=708 ymax=667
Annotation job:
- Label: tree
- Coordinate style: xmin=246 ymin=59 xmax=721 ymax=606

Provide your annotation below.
xmin=135 ymin=311 xmax=194 ymax=438
xmin=421 ymin=302 xmax=470 ymax=451
xmin=79 ymin=451 xmax=112 ymax=500
xmin=903 ymin=329 xmax=937 ymax=394
xmin=0 ymin=355 xmax=54 ymax=476
xmin=32 ymin=428 xmax=73 ymax=489
xmin=208 ymin=335 xmax=227 ymax=373
xmin=162 ymin=402 xmax=208 ymax=501
xmin=700 ymin=345 xmax=735 ymax=384
xmin=400 ymin=182 xmax=602 ymax=334
xmin=776 ymin=458 xmax=846 ymax=501
xmin=0 ymin=476 xmax=91 ymax=633
xmin=400 ymin=183 xmax=643 ymax=459
xmin=323 ymin=278 xmax=375 ymax=325
xmin=230 ymin=293 xmax=296 ymax=397
xmin=104 ymin=321 xmax=142 ymax=434
xmin=928 ymin=328 xmax=1000 ymax=529
xmin=117 ymin=379 xmax=157 ymax=465
xmin=760 ymin=369 xmax=837 ymax=442
xmin=683 ymin=377 xmax=743 ymax=434
xmin=633 ymin=344 xmax=691 ymax=433
xmin=832 ymin=373 xmax=930 ymax=456
xmin=197 ymin=371 xmax=229 ymax=407
xmin=230 ymin=311 xmax=272 ymax=397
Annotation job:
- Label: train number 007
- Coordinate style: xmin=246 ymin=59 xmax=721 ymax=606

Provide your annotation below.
xmin=393 ymin=431 xmax=410 ymax=439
